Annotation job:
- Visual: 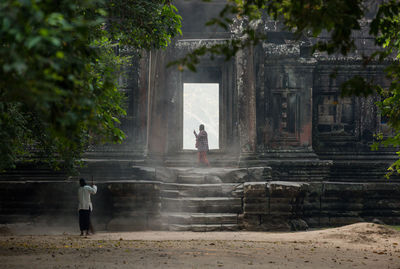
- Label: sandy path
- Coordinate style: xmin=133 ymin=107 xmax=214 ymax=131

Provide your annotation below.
xmin=0 ymin=223 xmax=399 ymax=268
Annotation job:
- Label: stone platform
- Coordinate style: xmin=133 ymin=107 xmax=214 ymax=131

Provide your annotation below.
xmin=1 ymin=166 xmax=400 ymax=231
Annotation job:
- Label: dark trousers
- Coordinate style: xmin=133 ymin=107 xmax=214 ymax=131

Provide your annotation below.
xmin=79 ymin=209 xmax=91 ymax=231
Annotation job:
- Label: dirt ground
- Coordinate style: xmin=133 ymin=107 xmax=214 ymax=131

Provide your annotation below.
xmin=0 ymin=223 xmax=400 ymax=268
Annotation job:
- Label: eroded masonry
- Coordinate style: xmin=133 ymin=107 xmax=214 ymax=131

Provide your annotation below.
xmin=1 ymin=1 xmax=400 ymax=231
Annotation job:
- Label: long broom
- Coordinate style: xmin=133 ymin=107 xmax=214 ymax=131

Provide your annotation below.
xmin=89 ymin=175 xmax=95 ymax=235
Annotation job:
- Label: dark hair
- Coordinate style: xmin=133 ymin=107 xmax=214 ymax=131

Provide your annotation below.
xmin=79 ymin=178 xmax=86 ymax=187
xmin=199 ymin=124 xmax=204 ymax=131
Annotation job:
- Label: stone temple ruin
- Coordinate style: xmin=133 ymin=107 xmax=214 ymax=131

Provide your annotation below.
xmin=1 ymin=1 xmax=400 ymax=231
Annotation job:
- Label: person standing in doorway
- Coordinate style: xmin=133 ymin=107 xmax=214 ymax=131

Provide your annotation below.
xmin=194 ymin=124 xmax=210 ymax=167
xmin=78 ymin=178 xmax=97 ymax=236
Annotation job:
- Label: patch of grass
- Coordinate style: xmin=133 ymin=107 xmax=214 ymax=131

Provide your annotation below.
xmin=387 ymin=225 xmax=400 ymax=231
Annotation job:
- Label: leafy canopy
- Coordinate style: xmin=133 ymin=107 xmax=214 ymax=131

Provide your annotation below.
xmin=0 ymin=0 xmax=181 ymax=173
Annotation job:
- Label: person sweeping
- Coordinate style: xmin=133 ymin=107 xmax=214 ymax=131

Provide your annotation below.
xmin=78 ymin=178 xmax=97 ymax=236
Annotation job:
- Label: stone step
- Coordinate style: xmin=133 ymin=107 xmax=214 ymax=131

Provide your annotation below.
xmin=161 ymin=183 xmax=242 ymax=197
xmin=177 ymin=175 xmax=205 ymax=184
xmin=161 ymin=213 xmax=238 ymax=225
xmin=168 ymin=224 xmax=240 ymax=232
xmin=164 ymin=158 xmax=239 ymax=167
xmin=160 ymin=189 xmax=180 ymax=198
xmin=161 ymin=197 xmax=242 ymax=213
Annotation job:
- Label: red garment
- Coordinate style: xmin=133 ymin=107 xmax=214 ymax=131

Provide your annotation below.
xmin=195 ymin=130 xmax=209 ymax=152
xmin=198 ymin=151 xmax=210 ymax=167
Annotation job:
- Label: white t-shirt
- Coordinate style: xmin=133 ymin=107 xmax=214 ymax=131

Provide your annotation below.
xmin=78 ymin=185 xmax=97 ymax=211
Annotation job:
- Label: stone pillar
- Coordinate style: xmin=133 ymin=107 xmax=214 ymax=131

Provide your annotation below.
xmin=146 ymin=50 xmax=170 ymax=162
xmin=236 ymin=45 xmax=257 ymax=157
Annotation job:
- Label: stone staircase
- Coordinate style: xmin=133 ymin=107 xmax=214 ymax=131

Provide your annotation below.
xmin=160 ymin=171 xmax=244 ymax=231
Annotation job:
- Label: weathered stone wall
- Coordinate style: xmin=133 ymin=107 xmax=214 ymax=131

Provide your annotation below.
xmin=0 ymin=181 xmax=161 ymax=231
xmin=106 ymin=182 xmax=161 ymax=231
xmin=312 ymin=61 xmax=391 ymax=152
xmin=2 ymin=166 xmax=400 ymax=231
xmin=0 ymin=181 xmax=111 ymax=226
xmin=241 ymin=181 xmax=400 ymax=231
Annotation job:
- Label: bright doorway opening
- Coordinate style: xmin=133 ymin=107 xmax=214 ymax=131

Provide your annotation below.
xmin=183 ymin=83 xmax=219 ymax=150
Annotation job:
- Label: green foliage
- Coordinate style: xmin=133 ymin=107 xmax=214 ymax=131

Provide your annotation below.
xmin=0 ymin=0 xmax=181 ymax=173
xmin=106 ymin=0 xmax=182 ymax=49
xmin=367 ymin=1 xmax=400 ymax=177
xmin=388 ymin=225 xmax=400 ymax=231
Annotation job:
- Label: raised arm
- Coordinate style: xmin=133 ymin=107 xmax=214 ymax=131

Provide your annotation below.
xmin=85 ymin=185 xmax=97 ymax=194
